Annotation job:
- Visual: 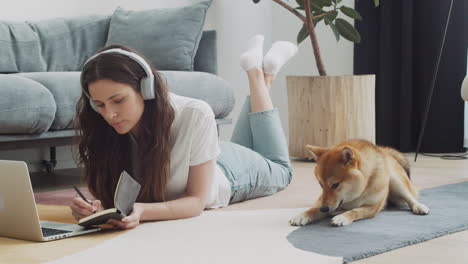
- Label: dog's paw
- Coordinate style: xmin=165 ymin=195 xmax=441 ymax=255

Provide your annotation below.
xmin=289 ymin=212 xmax=314 ymax=226
xmin=331 ymin=214 xmax=353 ymax=227
xmin=412 ymin=202 xmax=430 ymax=215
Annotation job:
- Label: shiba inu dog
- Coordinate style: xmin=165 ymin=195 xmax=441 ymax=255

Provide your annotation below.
xmin=289 ymin=139 xmax=430 ymax=227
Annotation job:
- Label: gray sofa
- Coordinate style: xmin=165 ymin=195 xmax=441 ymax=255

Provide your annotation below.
xmin=0 ymin=1 xmax=234 ymax=172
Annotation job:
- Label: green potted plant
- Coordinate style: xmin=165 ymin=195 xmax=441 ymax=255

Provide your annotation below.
xmin=253 ymin=0 xmax=379 ymax=75
xmin=252 ymin=0 xmax=380 ymax=158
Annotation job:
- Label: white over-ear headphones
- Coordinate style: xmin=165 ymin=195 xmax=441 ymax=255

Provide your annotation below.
xmin=82 ymin=48 xmax=156 ymax=112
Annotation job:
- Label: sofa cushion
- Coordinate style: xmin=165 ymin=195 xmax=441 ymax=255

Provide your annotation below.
xmin=0 ymin=21 xmax=42 ymax=73
xmin=161 ymin=71 xmax=234 ymax=118
xmin=106 ymin=1 xmax=211 ymax=71
xmin=16 ymin=72 xmax=82 ymax=130
xmin=194 ymin=30 xmax=218 ymax=75
xmin=0 ymin=15 xmax=110 ymax=73
xmin=13 ymin=70 xmax=233 ymax=131
xmin=0 ymin=75 xmax=56 ymax=134
xmin=34 ymin=15 xmax=111 ymax=72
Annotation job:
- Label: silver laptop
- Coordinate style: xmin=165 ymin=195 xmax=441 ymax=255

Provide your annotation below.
xmin=0 ymin=160 xmax=100 ymax=241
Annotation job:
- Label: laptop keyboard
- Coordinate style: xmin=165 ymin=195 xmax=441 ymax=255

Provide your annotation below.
xmin=41 ymin=227 xmax=72 ymax=237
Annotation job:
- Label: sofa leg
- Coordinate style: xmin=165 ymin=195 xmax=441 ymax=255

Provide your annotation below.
xmin=42 ymin=147 xmax=57 ymax=174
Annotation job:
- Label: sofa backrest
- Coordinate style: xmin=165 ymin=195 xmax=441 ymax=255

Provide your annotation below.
xmin=194 ymin=30 xmax=218 ymax=75
xmin=0 ymin=15 xmax=217 ymax=75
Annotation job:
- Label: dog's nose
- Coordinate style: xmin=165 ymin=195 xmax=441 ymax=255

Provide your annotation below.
xmin=320 ymin=206 xmax=329 ymax=213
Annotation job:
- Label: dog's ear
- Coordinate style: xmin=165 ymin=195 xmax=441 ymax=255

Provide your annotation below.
xmin=305 ymin=145 xmax=328 ymax=160
xmin=341 ymin=147 xmax=355 ymax=165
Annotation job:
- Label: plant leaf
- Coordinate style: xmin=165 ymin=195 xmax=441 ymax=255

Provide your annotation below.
xmin=332 ymin=0 xmax=343 ymax=5
xmin=328 ymin=20 xmax=340 ymax=41
xmin=313 ymin=15 xmax=325 ymax=26
xmin=374 ymin=0 xmax=380 ymax=7
xmin=297 ymin=24 xmax=309 ymax=44
xmin=315 ymin=0 xmax=333 ymax=7
xmin=340 ymin=6 xmax=363 ymax=21
xmin=296 ymin=0 xmax=304 ymax=8
xmin=324 ymin=11 xmax=338 ymax=24
xmin=252 ymin=0 xmax=261 ymax=3
xmin=335 ymin=18 xmax=361 ymax=43
xmin=310 ymin=2 xmax=323 ymax=12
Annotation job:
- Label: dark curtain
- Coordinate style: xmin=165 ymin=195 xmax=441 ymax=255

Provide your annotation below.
xmin=354 ymin=0 xmax=468 ymax=153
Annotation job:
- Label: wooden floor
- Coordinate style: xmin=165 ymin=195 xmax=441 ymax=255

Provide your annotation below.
xmin=32 ymin=153 xmax=468 ymax=263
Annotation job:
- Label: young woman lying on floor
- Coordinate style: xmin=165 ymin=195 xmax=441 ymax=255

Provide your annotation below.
xmin=70 ymin=35 xmax=298 ymax=229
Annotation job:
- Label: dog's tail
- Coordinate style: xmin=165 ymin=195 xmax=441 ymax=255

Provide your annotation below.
xmin=381 ymin=146 xmax=411 ymax=179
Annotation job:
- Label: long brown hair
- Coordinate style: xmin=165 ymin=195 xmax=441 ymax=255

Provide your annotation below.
xmin=74 ymin=44 xmax=174 ymax=208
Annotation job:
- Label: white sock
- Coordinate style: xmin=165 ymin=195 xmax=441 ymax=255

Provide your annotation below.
xmin=240 ymin=34 xmax=264 ymax=71
xmin=263 ymin=41 xmax=298 ymax=74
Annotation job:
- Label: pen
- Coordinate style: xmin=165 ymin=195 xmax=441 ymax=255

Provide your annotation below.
xmin=72 ymin=185 xmax=92 ymax=205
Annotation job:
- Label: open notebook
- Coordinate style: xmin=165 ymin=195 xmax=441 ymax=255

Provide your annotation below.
xmin=79 ymin=171 xmax=141 ymax=227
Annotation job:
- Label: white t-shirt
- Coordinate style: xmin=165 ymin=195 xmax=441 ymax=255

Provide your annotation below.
xmin=166 ymin=93 xmax=231 ymax=209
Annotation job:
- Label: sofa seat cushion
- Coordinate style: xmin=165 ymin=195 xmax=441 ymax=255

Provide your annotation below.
xmin=16 ymin=72 xmax=82 ymax=130
xmin=0 ymin=75 xmax=56 ymax=134
xmin=11 ymin=71 xmax=233 ymax=132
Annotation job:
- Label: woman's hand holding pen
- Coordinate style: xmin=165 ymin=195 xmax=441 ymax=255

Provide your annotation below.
xmin=70 ymin=197 xmax=103 ymax=220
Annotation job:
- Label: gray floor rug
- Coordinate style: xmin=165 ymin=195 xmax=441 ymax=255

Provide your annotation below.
xmin=287 ymin=181 xmax=468 ymax=263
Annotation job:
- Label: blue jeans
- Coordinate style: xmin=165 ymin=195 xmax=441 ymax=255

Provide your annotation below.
xmin=217 ymin=96 xmax=293 ymax=204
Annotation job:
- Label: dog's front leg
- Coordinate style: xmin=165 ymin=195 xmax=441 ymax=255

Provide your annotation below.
xmin=331 ymin=201 xmax=384 ymax=227
xmin=289 ymin=195 xmax=327 ymax=226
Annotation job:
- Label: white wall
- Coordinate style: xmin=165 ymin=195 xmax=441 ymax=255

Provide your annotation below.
xmin=0 ymin=0 xmax=204 ymax=20
xmin=210 ymin=0 xmax=273 ymax=141
xmin=0 ymin=0 xmax=353 ymax=172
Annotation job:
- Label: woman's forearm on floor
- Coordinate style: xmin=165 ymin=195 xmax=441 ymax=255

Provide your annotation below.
xmin=138 ymin=196 xmax=205 ymax=221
